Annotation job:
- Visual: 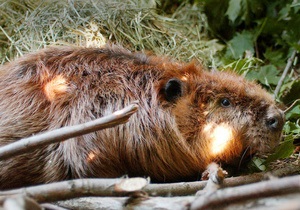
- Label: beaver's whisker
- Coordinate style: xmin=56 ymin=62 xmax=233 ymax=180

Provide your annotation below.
xmin=238 ymin=146 xmax=250 ymax=170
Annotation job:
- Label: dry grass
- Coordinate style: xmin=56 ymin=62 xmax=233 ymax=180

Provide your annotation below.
xmin=0 ymin=0 xmax=223 ymax=64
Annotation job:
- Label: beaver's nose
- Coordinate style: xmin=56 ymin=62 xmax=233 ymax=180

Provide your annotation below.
xmin=266 ymin=110 xmax=284 ymax=131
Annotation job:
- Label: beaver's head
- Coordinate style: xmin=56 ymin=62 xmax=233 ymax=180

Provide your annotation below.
xmin=159 ymin=64 xmax=284 ymax=168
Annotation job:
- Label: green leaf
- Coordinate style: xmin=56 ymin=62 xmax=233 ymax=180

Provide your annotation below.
xmin=284 ymin=121 xmax=300 ymax=134
xmin=251 ymin=157 xmax=266 ymax=171
xmin=285 ymin=105 xmax=300 ymax=120
xmin=265 ymin=135 xmax=295 ymax=164
xmin=258 ymin=65 xmax=280 ymax=85
xmin=278 ymin=4 xmax=291 ymax=20
xmin=291 ymin=1 xmax=300 ymax=13
xmin=226 ymin=0 xmax=242 ymax=22
xmin=225 ymin=30 xmax=255 ymax=59
xmin=281 ymin=79 xmax=300 ymax=105
xmin=263 ymin=48 xmax=286 ymax=67
xmin=246 ymin=64 xmax=280 ymax=86
xmin=223 ymin=57 xmax=263 ymax=75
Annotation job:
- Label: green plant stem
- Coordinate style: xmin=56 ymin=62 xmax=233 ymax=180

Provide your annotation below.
xmin=284 ymin=99 xmax=300 ymax=114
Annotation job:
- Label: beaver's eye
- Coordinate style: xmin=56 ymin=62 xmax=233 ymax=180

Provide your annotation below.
xmin=221 ymin=98 xmax=231 ymax=107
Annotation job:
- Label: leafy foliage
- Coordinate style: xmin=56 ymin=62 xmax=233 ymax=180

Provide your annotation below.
xmin=265 ymin=135 xmax=295 ymax=164
xmin=281 ymin=80 xmax=300 ymax=105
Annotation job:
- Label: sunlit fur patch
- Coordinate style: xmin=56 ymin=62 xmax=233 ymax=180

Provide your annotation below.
xmin=210 ymin=124 xmax=233 ymax=155
xmin=202 ymin=122 xmax=243 ymax=162
xmin=181 ymin=75 xmax=188 ymax=81
xmin=87 ymin=151 xmax=96 ymax=162
xmin=43 ymin=75 xmax=68 ymax=101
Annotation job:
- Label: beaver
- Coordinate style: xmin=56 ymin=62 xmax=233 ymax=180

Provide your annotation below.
xmin=0 ymin=45 xmax=284 ymax=189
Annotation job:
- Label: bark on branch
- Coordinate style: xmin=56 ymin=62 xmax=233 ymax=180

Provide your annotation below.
xmin=190 ymin=175 xmax=300 ymax=210
xmin=0 ymin=177 xmax=148 ymax=204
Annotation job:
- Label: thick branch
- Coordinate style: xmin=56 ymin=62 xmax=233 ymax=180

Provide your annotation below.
xmin=56 ymin=196 xmax=195 ymax=210
xmin=0 ymin=102 xmax=139 ymax=160
xmin=190 ymin=175 xmax=300 ymax=210
xmin=0 ymin=178 xmax=148 ymax=204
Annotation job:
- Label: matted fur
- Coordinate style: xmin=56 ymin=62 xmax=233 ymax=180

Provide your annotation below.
xmin=0 ymin=46 xmax=284 ymax=189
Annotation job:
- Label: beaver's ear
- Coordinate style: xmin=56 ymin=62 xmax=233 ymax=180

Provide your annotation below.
xmin=164 ymin=78 xmax=183 ymax=102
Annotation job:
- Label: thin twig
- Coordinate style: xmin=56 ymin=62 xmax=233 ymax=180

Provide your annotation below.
xmin=190 ymin=175 xmax=300 ymax=210
xmin=196 ymin=163 xmax=227 ymax=196
xmin=284 ymin=98 xmax=300 ymax=114
xmin=274 ymin=48 xmax=298 ymax=98
xmin=0 ymin=102 xmax=139 ymax=160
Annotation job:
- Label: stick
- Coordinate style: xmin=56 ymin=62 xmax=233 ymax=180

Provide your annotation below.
xmin=56 ymin=196 xmax=196 ymax=210
xmin=0 ymin=102 xmax=139 ymax=160
xmin=284 ymin=98 xmax=300 ymax=114
xmin=146 ymin=164 xmax=300 ymax=196
xmin=274 ymin=48 xmax=298 ymax=98
xmin=190 ymin=175 xmax=300 ymax=210
xmin=195 ymin=163 xmax=227 ymax=196
xmin=0 ymin=177 xmax=148 ymax=204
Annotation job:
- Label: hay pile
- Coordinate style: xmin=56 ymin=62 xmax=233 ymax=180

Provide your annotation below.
xmin=0 ymin=0 xmax=223 ymax=65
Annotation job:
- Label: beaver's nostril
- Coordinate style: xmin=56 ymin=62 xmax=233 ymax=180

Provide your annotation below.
xmin=266 ymin=112 xmax=284 ymax=131
xmin=266 ymin=117 xmax=278 ymax=129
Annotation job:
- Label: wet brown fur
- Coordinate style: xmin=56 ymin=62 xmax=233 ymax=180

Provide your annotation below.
xmin=0 ymin=46 xmax=284 ymax=189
